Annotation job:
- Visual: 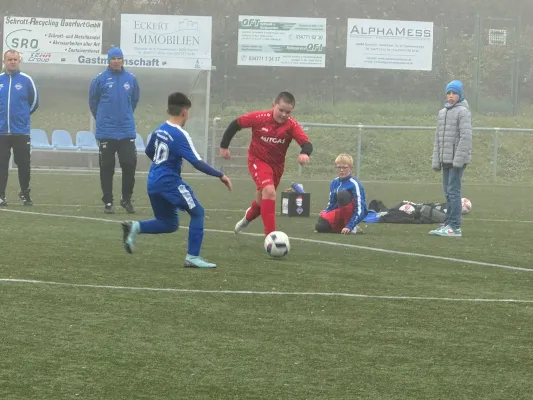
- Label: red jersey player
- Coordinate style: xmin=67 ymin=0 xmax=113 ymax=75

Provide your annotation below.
xmin=219 ymin=92 xmax=313 ymax=236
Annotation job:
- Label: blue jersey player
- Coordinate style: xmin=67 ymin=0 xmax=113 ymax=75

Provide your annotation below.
xmin=121 ymin=92 xmax=232 ymax=268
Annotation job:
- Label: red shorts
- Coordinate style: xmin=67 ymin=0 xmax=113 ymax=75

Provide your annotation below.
xmin=248 ymin=159 xmax=283 ymax=190
xmin=319 ymin=201 xmax=355 ymax=233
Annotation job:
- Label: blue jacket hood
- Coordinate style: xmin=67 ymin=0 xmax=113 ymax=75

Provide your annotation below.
xmin=445 ymin=80 xmax=465 ymax=102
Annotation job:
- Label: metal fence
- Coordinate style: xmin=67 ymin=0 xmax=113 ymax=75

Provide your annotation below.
xmin=210 ymin=118 xmax=533 ymax=183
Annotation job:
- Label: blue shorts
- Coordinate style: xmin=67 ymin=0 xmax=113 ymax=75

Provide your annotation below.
xmin=148 ymin=182 xmax=202 ymax=220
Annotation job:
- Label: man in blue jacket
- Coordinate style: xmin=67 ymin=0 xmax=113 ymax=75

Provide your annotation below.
xmin=0 ymin=50 xmax=39 ymax=206
xmin=89 ymin=47 xmax=140 ymax=214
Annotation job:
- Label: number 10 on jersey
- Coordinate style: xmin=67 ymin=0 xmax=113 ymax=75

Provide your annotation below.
xmin=153 ymin=139 xmax=169 ymax=164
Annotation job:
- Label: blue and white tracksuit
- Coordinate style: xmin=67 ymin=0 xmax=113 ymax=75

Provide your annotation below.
xmin=0 ymin=70 xmax=38 ymax=134
xmin=89 ymin=67 xmax=139 ymax=140
xmin=323 ymin=175 xmax=368 ymax=230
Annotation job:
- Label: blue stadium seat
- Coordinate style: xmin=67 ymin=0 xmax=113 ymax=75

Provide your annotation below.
xmin=76 ymin=131 xmax=99 ymax=151
xmin=51 ymin=130 xmax=77 ymax=150
xmin=30 ymin=129 xmax=53 ymax=149
xmin=135 ymin=133 xmax=145 ymax=151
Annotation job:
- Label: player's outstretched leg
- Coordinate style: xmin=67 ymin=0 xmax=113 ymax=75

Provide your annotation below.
xmin=122 ymin=221 xmax=140 ymax=254
xmin=234 ymin=200 xmax=261 ymax=233
xmin=260 ymin=185 xmax=276 ymax=235
xmin=121 ymin=194 xmax=179 ymax=254
xmin=183 ymin=201 xmax=216 ymax=268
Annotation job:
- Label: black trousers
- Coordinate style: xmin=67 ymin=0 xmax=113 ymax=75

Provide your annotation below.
xmin=98 ymin=138 xmax=137 ymax=204
xmin=0 ymin=134 xmax=31 ymax=197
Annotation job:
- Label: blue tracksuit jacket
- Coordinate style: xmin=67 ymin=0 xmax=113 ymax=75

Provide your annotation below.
xmin=323 ymin=175 xmax=368 ymax=230
xmin=89 ymin=67 xmax=139 ymax=140
xmin=145 ymin=121 xmax=222 ymax=194
xmin=0 ymin=70 xmax=38 ymax=134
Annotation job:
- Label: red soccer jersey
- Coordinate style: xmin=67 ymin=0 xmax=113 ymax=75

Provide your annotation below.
xmin=237 ymin=110 xmax=309 ymax=168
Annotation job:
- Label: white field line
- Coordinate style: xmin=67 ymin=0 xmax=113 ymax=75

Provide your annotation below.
xmin=13 ymin=203 xmax=533 ymax=224
xmin=0 ymin=208 xmax=531 ymax=273
xmin=1 ymin=278 xmax=532 ymax=304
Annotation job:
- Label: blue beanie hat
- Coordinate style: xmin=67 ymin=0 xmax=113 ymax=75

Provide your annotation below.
xmin=445 ymin=80 xmax=464 ymax=102
xmin=107 ymin=47 xmax=124 ymax=62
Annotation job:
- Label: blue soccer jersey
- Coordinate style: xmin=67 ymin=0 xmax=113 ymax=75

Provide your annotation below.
xmin=145 ymin=121 xmax=222 ymax=192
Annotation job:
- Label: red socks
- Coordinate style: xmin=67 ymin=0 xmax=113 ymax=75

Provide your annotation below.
xmin=246 ymin=200 xmax=261 ymax=221
xmin=260 ymin=199 xmax=276 ymax=235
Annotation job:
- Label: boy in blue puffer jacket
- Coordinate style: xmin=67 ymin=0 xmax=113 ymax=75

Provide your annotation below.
xmin=89 ymin=47 xmax=140 ymax=214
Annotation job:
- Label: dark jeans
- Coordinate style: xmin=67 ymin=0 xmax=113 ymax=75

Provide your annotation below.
xmin=98 ymin=138 xmax=137 ymax=204
xmin=442 ymin=165 xmax=465 ymax=229
xmin=0 ymin=134 xmax=31 ymax=197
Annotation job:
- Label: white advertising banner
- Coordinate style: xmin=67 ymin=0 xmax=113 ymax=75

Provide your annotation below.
xmin=120 ymin=14 xmax=212 ymax=69
xmin=11 ymin=52 xmax=211 ymax=69
xmin=238 ymin=15 xmax=326 ymax=67
xmin=346 ymin=18 xmax=434 ymax=71
xmin=2 ymin=16 xmax=103 ymax=63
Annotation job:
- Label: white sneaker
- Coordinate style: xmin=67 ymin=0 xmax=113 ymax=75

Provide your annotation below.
xmin=234 ymin=207 xmax=251 ymax=233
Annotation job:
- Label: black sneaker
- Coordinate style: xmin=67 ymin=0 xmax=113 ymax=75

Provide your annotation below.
xmin=104 ymin=203 xmax=115 ymax=214
xmin=19 ymin=190 xmax=33 ymax=206
xmin=120 ymin=199 xmax=135 ymax=214
xmin=0 ymin=196 xmax=7 ymax=206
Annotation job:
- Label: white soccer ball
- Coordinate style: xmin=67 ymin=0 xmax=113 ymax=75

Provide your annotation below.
xmin=264 ymin=231 xmax=290 ymax=258
xmin=461 ymin=198 xmax=472 ymax=214
xmin=399 ymin=203 xmax=416 ymax=214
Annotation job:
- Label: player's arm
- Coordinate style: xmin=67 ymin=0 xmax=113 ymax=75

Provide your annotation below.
xmin=219 ymin=119 xmax=243 ymax=149
xmin=323 ymin=180 xmax=336 ymax=213
xmin=178 ymin=133 xmax=223 ymax=177
xmin=345 ymin=181 xmax=367 ymax=230
xmin=219 ymin=112 xmax=258 ymax=148
xmin=291 ymin=122 xmax=313 ymax=156
xmin=453 ymin=108 xmax=472 ymax=169
xmin=219 ymin=112 xmax=259 ymax=159
xmin=26 ymin=75 xmax=39 ymax=114
xmin=177 ymin=134 xmax=232 ymax=190
xmin=145 ymin=131 xmax=156 ymax=161
xmin=88 ymin=76 xmax=100 ymax=119
xmin=131 ymin=76 xmax=140 ymax=111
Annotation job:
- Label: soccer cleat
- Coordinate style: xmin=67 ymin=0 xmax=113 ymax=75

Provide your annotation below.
xmin=121 ymin=220 xmax=140 ymax=254
xmin=184 ymin=255 xmax=216 ymax=268
xmin=104 ymin=203 xmax=115 ymax=214
xmin=234 ymin=207 xmax=251 ymax=233
xmin=121 ymin=198 xmax=135 ymax=214
xmin=0 ymin=196 xmax=7 ymax=206
xmin=428 ymin=226 xmax=444 ymax=235
xmin=19 ymin=190 xmax=33 ymax=206
xmin=429 ymin=225 xmax=462 ymax=237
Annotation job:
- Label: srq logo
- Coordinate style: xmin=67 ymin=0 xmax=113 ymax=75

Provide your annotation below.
xmin=5 ymin=29 xmax=40 ymax=51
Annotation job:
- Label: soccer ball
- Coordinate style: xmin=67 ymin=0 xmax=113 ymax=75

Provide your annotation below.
xmin=461 ymin=198 xmax=472 ymax=214
xmin=264 ymin=231 xmax=290 ymax=258
xmin=399 ymin=203 xmax=416 ymax=214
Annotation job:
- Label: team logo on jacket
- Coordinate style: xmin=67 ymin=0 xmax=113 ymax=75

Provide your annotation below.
xmin=123 ymin=82 xmax=130 ymax=90
xmin=260 ymin=136 xmax=285 ymax=144
xmin=14 ymin=83 xmax=23 ymax=90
